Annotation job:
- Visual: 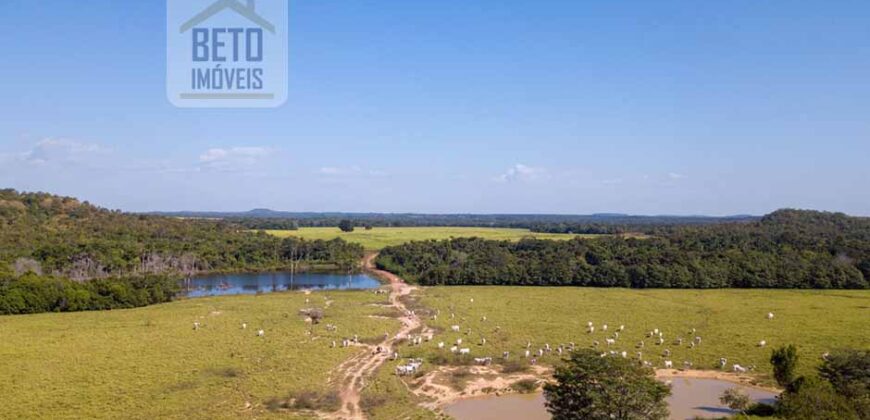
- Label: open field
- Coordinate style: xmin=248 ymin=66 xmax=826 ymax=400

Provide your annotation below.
xmin=401 ymin=287 xmax=870 ymax=384
xmin=0 ymin=291 xmax=400 ymax=420
xmin=265 ymin=227 xmax=592 ymax=251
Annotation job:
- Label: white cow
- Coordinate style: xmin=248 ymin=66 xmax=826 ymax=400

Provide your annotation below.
xmin=241 ymin=323 xmax=247 ymax=330
xmin=459 ymin=348 xmax=471 ymax=355
xmin=758 ymin=340 xmax=767 ymax=347
xmin=767 ymin=312 xmax=775 ymax=320
xmin=605 ymin=338 xmax=616 ymax=346
xmin=524 ymin=350 xmax=531 ymax=358
xmin=719 ymin=358 xmax=727 ymax=369
xmin=451 ymin=325 xmax=461 ymax=332
xmin=602 ymin=324 xmax=608 ymax=332
xmin=733 ymin=364 xmax=747 ymax=373
xmin=451 ymin=346 xmax=459 ymax=354
xmin=437 ymin=342 xmax=445 ymax=349
xmin=257 ymin=329 xmax=265 ymax=337
xmin=664 ymin=360 xmax=673 ymax=368
xmin=193 ymin=322 xmax=201 ymax=330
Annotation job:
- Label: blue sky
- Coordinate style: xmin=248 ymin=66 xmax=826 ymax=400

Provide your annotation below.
xmin=1 ymin=0 xmax=869 ymax=215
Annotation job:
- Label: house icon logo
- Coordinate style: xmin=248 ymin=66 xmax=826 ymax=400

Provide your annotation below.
xmin=166 ymin=0 xmax=288 ymax=108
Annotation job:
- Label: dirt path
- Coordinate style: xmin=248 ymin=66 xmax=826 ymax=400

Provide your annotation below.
xmin=326 ymin=253 xmax=419 ymax=420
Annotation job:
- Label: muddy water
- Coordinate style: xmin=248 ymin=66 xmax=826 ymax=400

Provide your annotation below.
xmin=443 ymin=378 xmax=778 ymax=420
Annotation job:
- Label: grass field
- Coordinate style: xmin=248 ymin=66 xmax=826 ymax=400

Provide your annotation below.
xmin=2 ymin=286 xmax=866 ymax=419
xmin=265 ymin=227 xmax=590 ymax=251
xmin=0 ymin=291 xmax=400 ymax=420
xmin=402 ymin=287 xmax=870 ymax=384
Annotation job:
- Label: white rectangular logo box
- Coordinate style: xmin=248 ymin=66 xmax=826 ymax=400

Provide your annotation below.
xmin=167 ymin=0 xmax=288 ymax=108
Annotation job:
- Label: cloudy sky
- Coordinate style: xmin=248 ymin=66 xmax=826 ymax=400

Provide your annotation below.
xmin=1 ymin=0 xmax=869 ymax=215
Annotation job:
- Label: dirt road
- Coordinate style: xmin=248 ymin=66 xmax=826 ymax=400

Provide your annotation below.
xmin=327 ymin=253 xmax=419 ymax=419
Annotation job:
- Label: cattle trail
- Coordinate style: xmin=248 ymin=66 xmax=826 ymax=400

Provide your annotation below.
xmin=326 ymin=253 xmax=420 ymax=420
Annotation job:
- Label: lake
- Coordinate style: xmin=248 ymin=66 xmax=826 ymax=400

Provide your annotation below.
xmin=181 ymin=271 xmax=381 ymax=297
xmin=443 ymin=377 xmax=778 ymax=420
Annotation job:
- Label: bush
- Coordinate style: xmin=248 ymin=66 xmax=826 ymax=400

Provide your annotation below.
xmin=511 ymin=379 xmax=539 ymax=393
xmin=501 ymin=360 xmax=529 ymax=374
xmin=771 ymin=345 xmax=799 ymax=388
xmin=777 ymin=377 xmax=858 ymax=420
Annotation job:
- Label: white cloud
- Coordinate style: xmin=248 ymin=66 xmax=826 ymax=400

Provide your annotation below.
xmin=198 ymin=147 xmax=271 ymax=171
xmin=317 ymin=166 xmax=387 ymax=177
xmin=495 ymin=164 xmax=547 ymax=183
xmin=22 ymin=138 xmax=105 ymax=165
xmin=668 ymin=172 xmax=686 ymax=180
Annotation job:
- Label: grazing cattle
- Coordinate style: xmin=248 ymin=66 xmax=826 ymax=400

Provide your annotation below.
xmin=474 ymin=357 xmax=493 ymax=366
xmin=256 ymin=329 xmax=265 ymax=337
xmin=193 ymin=322 xmax=201 ymax=330
xmin=331 ymin=340 xmax=336 ymax=348
xmin=694 ymin=336 xmax=702 ymax=345
xmin=557 ymin=347 xmax=563 ymax=355
xmin=459 ymin=348 xmax=471 ymax=355
xmin=451 ymin=325 xmax=461 ymax=332
xmin=637 ymin=340 xmax=645 ymax=349
xmin=767 ymin=312 xmax=774 ymax=320
xmin=587 ymin=321 xmax=594 ymax=328
xmin=621 ymin=351 xmax=628 ymax=358
xmin=241 ymin=323 xmax=247 ymax=330
xmin=538 ymin=348 xmax=545 ymax=357
xmin=592 ymin=340 xmax=600 ymax=347
xmin=481 ymin=316 xmax=487 ymax=322
xmin=656 ymin=337 xmax=664 ymax=346
xmin=456 ymin=338 xmax=463 ymax=346
xmin=438 ymin=342 xmax=445 ymax=349
xmin=683 ymin=361 xmax=693 ymax=368
xmin=675 ymin=338 xmax=683 ymax=346
xmin=618 ymin=325 xmax=625 ymax=332
xmin=470 ymin=298 xmax=474 ymax=303
xmin=664 ymin=360 xmax=673 ymax=369
xmin=689 ymin=342 xmax=696 ymax=349
xmin=503 ymin=351 xmax=510 ymax=360
xmin=605 ymin=338 xmax=616 ymax=346
xmin=602 ymin=324 xmax=608 ymax=332
xmin=524 ymin=350 xmax=531 ymax=358
xmin=451 ymin=346 xmax=459 ymax=354
xmin=719 ymin=358 xmax=727 ymax=369
xmin=480 ymin=338 xmax=486 ymax=346
xmin=530 ymin=358 xmax=537 ymax=365
xmin=733 ymin=364 xmax=747 ymax=373
xmin=544 ymin=343 xmax=551 ymax=351
xmin=643 ymin=361 xmax=653 ymax=367
xmin=636 ymin=351 xmax=643 ymax=360
xmin=758 ymin=340 xmax=767 ymax=347
xmin=526 ymin=341 xmax=532 ymax=349
xmin=663 ymin=349 xmax=671 ymax=357
xmin=654 ymin=328 xmax=659 ymax=335
xmin=588 ymin=326 xmax=595 ymax=334
xmin=821 ymin=352 xmax=830 ymax=360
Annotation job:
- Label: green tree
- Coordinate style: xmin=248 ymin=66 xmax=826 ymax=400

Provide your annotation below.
xmin=543 ymin=349 xmax=671 ymax=420
xmin=818 ymin=349 xmax=870 ymax=419
xmin=338 ymin=220 xmax=355 ymax=233
xmin=771 ymin=344 xmax=800 ymax=388
xmin=777 ymin=377 xmax=858 ymax=420
xmin=720 ymin=387 xmax=751 ymax=415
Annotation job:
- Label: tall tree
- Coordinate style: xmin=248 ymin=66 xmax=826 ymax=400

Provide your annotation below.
xmin=544 ymin=350 xmax=671 ymax=420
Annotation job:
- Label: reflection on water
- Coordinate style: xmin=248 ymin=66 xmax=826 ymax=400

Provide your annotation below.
xmin=443 ymin=378 xmax=778 ymax=420
xmin=181 ymin=272 xmax=381 ymax=297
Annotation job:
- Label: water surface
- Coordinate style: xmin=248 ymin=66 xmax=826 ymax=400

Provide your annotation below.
xmin=443 ymin=378 xmax=778 ymax=420
xmin=182 ymin=272 xmax=381 ymax=297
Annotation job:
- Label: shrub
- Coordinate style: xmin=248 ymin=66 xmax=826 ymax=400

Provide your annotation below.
xmin=511 ymin=379 xmax=539 ymax=393
xmin=770 ymin=345 xmax=799 ymax=388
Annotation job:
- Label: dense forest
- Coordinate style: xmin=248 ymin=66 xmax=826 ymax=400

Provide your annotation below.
xmin=376 ymin=210 xmax=870 ymax=289
xmin=0 ymin=190 xmax=364 ymax=314
xmin=155 ymin=209 xmax=756 ymax=234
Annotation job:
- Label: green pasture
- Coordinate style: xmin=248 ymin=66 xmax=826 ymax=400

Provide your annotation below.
xmin=265 ymin=227 xmax=590 ymax=251
xmin=0 ymin=290 xmax=399 ymax=420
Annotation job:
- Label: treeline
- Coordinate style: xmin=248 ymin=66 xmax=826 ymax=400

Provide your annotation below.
xmin=376 ymin=210 xmax=870 ymax=289
xmin=0 ymin=190 xmax=364 ymax=282
xmin=0 ymin=273 xmax=179 ymax=315
xmin=155 ymin=209 xmax=755 ymax=232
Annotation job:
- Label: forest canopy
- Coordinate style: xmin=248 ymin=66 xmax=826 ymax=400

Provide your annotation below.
xmin=375 ymin=209 xmax=870 ymax=289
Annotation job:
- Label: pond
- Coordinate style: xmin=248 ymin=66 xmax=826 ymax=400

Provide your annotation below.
xmin=180 ymin=271 xmax=381 ymax=297
xmin=443 ymin=377 xmax=778 ymax=420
